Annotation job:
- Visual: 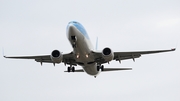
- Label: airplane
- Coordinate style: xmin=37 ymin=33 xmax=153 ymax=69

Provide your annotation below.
xmin=4 ymin=21 xmax=176 ymax=78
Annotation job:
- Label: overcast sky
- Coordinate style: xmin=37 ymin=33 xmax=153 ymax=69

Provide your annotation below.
xmin=0 ymin=0 xmax=180 ymax=101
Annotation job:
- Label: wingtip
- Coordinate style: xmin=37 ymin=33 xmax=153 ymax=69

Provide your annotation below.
xmin=171 ymin=48 xmax=176 ymax=51
xmin=3 ymin=55 xmax=7 ymax=58
xmin=2 ymin=48 xmax=6 ymax=58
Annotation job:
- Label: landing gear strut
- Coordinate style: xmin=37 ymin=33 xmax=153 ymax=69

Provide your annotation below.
xmin=97 ymin=65 xmax=104 ymax=71
xmin=101 ymin=65 xmax=104 ymax=71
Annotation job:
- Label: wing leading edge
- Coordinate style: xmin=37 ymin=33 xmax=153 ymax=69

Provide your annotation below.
xmin=114 ymin=48 xmax=176 ymax=61
xmin=93 ymin=48 xmax=176 ymax=64
xmin=4 ymin=52 xmax=77 ymax=65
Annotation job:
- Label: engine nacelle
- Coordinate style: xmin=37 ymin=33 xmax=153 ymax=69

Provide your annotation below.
xmin=50 ymin=50 xmax=63 ymax=63
xmin=102 ymin=47 xmax=114 ymax=62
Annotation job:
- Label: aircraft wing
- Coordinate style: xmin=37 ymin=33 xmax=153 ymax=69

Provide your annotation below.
xmin=4 ymin=48 xmax=175 ymax=65
xmin=93 ymin=48 xmax=176 ymax=64
xmin=4 ymin=52 xmax=77 ymax=65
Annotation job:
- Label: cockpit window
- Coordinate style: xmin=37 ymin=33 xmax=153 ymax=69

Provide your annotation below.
xmin=69 ymin=21 xmax=78 ymax=24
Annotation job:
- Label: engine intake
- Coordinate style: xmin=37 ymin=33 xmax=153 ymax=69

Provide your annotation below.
xmin=50 ymin=50 xmax=63 ymax=63
xmin=52 ymin=50 xmax=60 ymax=57
xmin=102 ymin=47 xmax=114 ymax=62
xmin=103 ymin=48 xmax=111 ymax=55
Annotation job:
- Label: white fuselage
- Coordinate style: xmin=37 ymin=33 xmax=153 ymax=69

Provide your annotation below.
xmin=66 ymin=21 xmax=99 ymax=76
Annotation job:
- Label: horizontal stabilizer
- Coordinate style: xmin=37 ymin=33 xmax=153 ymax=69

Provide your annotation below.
xmin=102 ymin=68 xmax=132 ymax=72
xmin=64 ymin=69 xmax=84 ymax=72
xmin=64 ymin=68 xmax=132 ymax=73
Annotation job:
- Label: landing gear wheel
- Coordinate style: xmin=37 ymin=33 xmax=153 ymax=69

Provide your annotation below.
xmin=101 ymin=65 xmax=104 ymax=71
xmin=67 ymin=67 xmax=71 ymax=72
xmin=72 ymin=67 xmax=75 ymax=72
xmin=97 ymin=66 xmax=100 ymax=71
xmin=72 ymin=44 xmax=76 ymax=48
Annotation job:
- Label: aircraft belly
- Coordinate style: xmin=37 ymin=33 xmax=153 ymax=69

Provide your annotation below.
xmin=73 ymin=30 xmax=94 ymax=62
xmin=83 ymin=64 xmax=99 ymax=76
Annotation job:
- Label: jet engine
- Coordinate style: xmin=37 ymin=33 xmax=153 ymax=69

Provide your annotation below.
xmin=102 ymin=47 xmax=114 ymax=62
xmin=50 ymin=50 xmax=63 ymax=63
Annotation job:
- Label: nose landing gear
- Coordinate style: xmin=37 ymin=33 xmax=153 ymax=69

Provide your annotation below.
xmin=71 ymin=36 xmax=77 ymax=48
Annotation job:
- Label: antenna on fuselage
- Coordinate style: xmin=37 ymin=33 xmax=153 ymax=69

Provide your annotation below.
xmin=96 ymin=37 xmax=98 ymax=50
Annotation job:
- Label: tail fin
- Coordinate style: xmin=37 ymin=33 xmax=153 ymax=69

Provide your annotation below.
xmin=96 ymin=37 xmax=98 ymax=50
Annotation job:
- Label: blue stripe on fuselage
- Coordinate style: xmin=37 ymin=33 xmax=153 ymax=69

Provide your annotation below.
xmin=67 ymin=21 xmax=90 ymax=39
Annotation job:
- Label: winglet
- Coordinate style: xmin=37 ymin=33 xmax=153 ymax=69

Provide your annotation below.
xmin=172 ymin=41 xmax=178 ymax=51
xmin=2 ymin=47 xmax=5 ymax=58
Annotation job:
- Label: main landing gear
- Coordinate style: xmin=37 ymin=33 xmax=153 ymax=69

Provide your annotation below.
xmin=67 ymin=66 xmax=75 ymax=72
xmin=97 ymin=65 xmax=104 ymax=71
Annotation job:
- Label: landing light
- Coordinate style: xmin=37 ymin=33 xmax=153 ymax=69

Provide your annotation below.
xmin=86 ymin=54 xmax=89 ymax=58
xmin=77 ymin=55 xmax=79 ymax=58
